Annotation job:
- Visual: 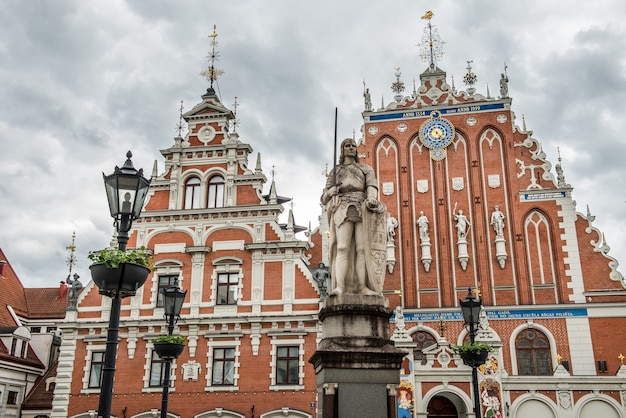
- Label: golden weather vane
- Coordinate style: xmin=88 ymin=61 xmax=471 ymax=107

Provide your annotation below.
xmin=65 ymin=231 xmax=77 ymax=276
xmin=200 ymin=24 xmax=225 ymax=89
xmin=419 ymin=11 xmax=444 ymax=67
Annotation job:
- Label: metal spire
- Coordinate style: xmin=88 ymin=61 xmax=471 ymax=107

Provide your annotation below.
xmin=201 ymin=25 xmax=224 ymax=90
xmin=175 ymin=100 xmax=186 ymax=137
xmin=463 ymin=60 xmax=477 ymax=95
xmin=391 ymin=67 xmax=405 ymax=103
xmin=231 ymin=96 xmax=240 ymax=132
xmin=419 ymin=11 xmax=445 ymax=68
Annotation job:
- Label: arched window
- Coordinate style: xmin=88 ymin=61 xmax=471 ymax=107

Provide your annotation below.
xmin=516 ymin=328 xmax=552 ymax=375
xmin=412 ymin=331 xmax=437 ymax=365
xmin=184 ymin=177 xmax=201 ymax=209
xmin=208 ymin=175 xmax=225 ymax=208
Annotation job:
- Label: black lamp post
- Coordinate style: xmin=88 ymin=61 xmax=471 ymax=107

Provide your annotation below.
xmin=97 ymin=151 xmax=151 ymax=418
xmin=159 ymin=283 xmax=187 ymax=418
xmin=460 ymin=288 xmax=482 ymax=418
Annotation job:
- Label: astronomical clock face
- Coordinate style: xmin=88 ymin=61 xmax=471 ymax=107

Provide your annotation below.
xmin=419 ymin=111 xmax=455 ymax=160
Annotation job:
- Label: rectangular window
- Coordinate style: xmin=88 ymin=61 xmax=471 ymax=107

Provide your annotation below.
xmin=10 ymin=338 xmax=17 ymax=356
xmin=88 ymin=352 xmax=105 ymax=388
xmin=276 ymin=346 xmax=299 ymax=385
xmin=46 ymin=326 xmax=57 ymax=333
xmin=31 ymin=326 xmax=41 ymax=333
xmin=157 ymin=275 xmax=179 ymax=307
xmin=149 ymin=351 xmax=167 ymax=387
xmin=212 ymin=347 xmax=235 ymax=386
xmin=7 ymin=390 xmax=18 ymax=405
xmin=20 ymin=340 xmax=27 ymax=358
xmin=216 ymin=272 xmax=238 ymax=305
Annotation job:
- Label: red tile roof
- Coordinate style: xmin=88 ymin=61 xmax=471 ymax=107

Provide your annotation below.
xmin=21 ymin=360 xmax=57 ymax=410
xmin=0 ymin=248 xmax=68 ymax=324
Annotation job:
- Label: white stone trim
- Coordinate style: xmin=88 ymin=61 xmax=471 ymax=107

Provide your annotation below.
xmin=204 ymin=339 xmax=242 ymax=391
xmin=268 ymin=337 xmax=305 ymax=390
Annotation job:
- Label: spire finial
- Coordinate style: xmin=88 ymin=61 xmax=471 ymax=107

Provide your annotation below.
xmin=557 ymin=146 xmax=562 ymax=164
xmin=522 ymin=114 xmax=527 ymax=131
xmin=391 ymin=67 xmax=405 ymax=103
xmin=201 ymin=24 xmax=224 ymax=90
xmin=231 ymin=96 xmax=240 ymax=132
xmin=463 ymin=60 xmax=477 ymax=95
xmin=175 ymin=100 xmax=186 ymax=137
xmin=271 ymin=165 xmax=277 ymax=181
xmin=419 ymin=11 xmax=444 ymax=68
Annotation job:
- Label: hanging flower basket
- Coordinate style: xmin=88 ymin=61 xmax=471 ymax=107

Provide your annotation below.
xmin=153 ymin=335 xmax=186 ymax=359
xmin=89 ymin=262 xmax=150 ymax=298
xmin=452 ymin=342 xmax=493 ymax=367
xmin=459 ymin=349 xmax=489 ymax=367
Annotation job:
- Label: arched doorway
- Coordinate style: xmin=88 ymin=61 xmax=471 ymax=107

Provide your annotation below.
xmin=427 ymin=395 xmax=458 ymax=418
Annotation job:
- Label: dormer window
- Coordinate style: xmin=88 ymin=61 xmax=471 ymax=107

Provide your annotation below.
xmin=208 ymin=175 xmax=225 ymax=208
xmin=184 ymin=177 xmax=201 ymax=209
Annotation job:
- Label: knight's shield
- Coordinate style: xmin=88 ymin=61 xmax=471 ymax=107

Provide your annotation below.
xmin=363 ymin=204 xmax=387 ymax=293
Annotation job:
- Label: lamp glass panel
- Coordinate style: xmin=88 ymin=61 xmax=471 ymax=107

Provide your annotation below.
xmin=104 ymin=177 xmax=120 ymax=217
xmin=132 ymin=176 xmax=151 ymax=218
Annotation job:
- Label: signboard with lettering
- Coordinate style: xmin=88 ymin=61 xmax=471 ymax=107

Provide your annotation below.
xmin=396 ymin=307 xmax=587 ymax=322
xmin=368 ymin=103 xmax=507 ymax=122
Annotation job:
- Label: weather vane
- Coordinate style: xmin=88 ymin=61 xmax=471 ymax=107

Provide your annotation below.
xmin=66 ymin=231 xmax=77 ymax=275
xmin=64 ymin=232 xmax=83 ymax=310
xmin=200 ymin=25 xmax=225 ymax=89
xmin=419 ymin=11 xmax=444 ymax=67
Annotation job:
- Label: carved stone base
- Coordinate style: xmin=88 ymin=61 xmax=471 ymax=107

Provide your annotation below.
xmin=309 ymin=295 xmax=405 ymax=418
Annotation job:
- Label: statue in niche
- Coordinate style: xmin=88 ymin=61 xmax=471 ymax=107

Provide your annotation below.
xmin=491 ymin=206 xmax=505 ymax=236
xmin=321 ymin=138 xmax=387 ymax=296
xmin=452 ymin=203 xmax=471 ymax=240
xmin=416 ymin=211 xmax=429 ymax=242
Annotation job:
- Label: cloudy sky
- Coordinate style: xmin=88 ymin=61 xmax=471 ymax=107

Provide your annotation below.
xmin=1 ymin=0 xmax=625 ymax=288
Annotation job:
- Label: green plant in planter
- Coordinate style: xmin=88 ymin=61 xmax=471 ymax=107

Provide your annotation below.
xmin=154 ymin=334 xmax=186 ymax=344
xmin=88 ymin=246 xmax=153 ymax=269
xmin=451 ymin=341 xmax=493 ymax=355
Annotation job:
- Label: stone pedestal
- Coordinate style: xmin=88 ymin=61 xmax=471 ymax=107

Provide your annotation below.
xmin=309 ymin=294 xmax=405 ymax=418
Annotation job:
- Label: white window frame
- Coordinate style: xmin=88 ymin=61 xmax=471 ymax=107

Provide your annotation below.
xmin=211 ymin=258 xmax=243 ymax=315
xmin=81 ymin=344 xmax=106 ymax=393
xmin=150 ymin=260 xmax=184 ymax=311
xmin=205 ymin=339 xmax=241 ymax=391
xmin=269 ymin=337 xmax=305 ymax=390
xmin=141 ymin=342 xmax=180 ymax=393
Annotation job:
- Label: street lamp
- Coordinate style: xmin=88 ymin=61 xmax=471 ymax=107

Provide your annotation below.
xmin=103 ymin=151 xmax=152 ymax=251
xmin=159 ymin=282 xmax=187 ymax=418
xmin=97 ymin=151 xmax=151 ymax=418
xmin=460 ymin=288 xmax=482 ymax=418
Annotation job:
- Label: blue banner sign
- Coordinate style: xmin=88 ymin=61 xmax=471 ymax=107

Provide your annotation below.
xmin=369 ymin=103 xmax=507 ymax=122
xmin=397 ymin=307 xmax=588 ymax=322
xmin=521 ymin=191 xmax=567 ymax=201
